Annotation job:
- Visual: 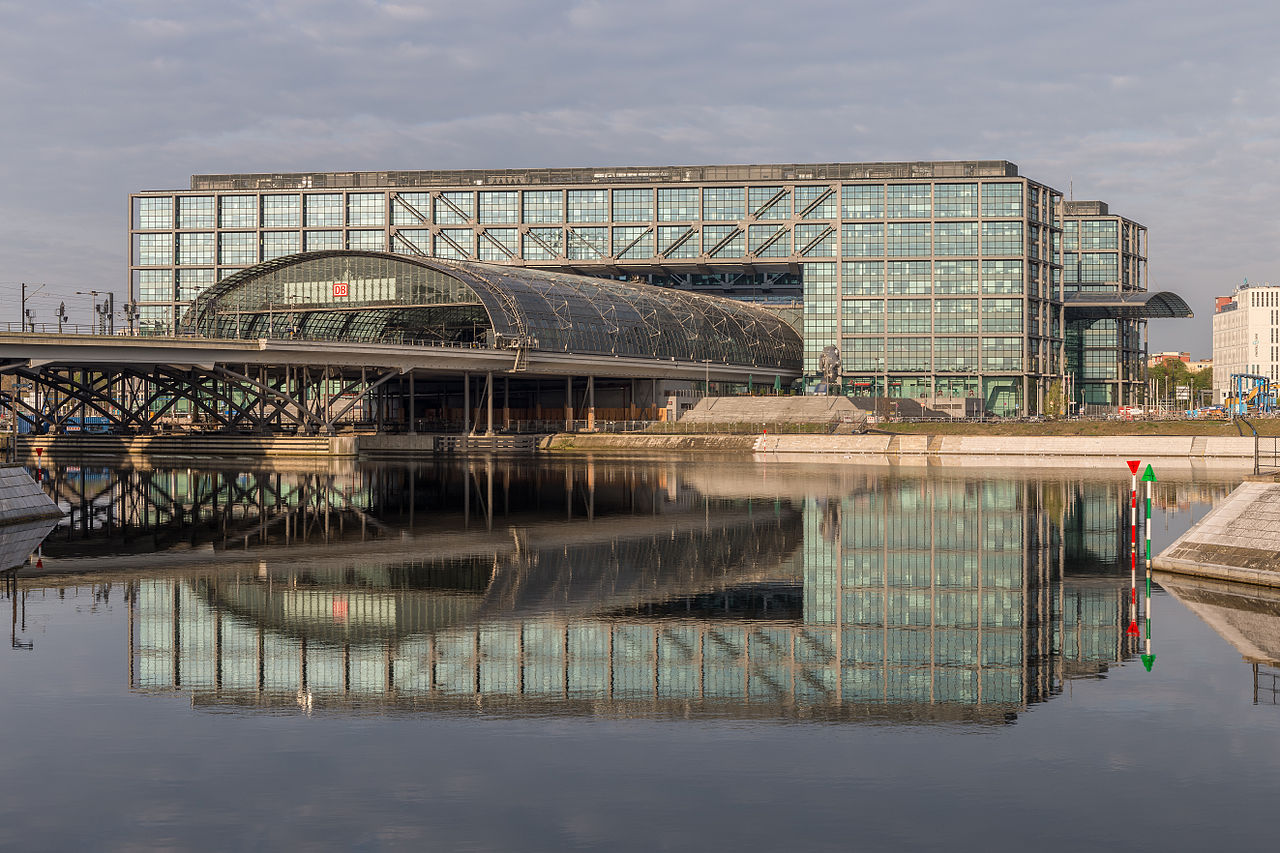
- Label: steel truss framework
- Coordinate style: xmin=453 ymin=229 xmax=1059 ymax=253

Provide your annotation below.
xmin=0 ymin=362 xmax=408 ymax=435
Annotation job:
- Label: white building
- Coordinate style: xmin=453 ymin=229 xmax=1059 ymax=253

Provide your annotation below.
xmin=1211 ymin=283 xmax=1280 ymax=402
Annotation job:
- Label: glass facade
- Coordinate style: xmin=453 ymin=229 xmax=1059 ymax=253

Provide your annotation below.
xmin=122 ymin=466 xmax=1143 ymax=719
xmin=132 ymin=161 xmax=1159 ymax=415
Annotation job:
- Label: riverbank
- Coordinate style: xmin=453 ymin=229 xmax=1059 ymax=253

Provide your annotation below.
xmin=541 ymin=432 xmax=1264 ymax=466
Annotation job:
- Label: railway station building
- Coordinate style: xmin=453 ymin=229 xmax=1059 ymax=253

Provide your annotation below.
xmin=130 ymin=160 xmax=1191 ymax=416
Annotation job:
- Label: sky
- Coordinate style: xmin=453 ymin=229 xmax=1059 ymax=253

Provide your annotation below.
xmin=2 ymin=0 xmax=1278 ymax=356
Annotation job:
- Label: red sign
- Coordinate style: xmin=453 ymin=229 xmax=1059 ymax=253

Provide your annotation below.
xmin=332 ymin=282 xmax=349 ymax=298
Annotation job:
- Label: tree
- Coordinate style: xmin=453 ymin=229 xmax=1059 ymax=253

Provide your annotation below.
xmin=1148 ymin=358 xmax=1211 ymax=404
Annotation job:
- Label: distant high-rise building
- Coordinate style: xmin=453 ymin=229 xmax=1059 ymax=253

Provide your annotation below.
xmin=1211 ymin=282 xmax=1280 ymax=402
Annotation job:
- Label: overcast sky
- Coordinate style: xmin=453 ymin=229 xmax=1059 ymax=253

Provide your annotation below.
xmin=2 ymin=0 xmax=1277 ymax=355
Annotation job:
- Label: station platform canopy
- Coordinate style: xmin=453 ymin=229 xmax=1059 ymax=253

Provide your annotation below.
xmin=189 ymin=251 xmax=802 ymax=372
xmin=1063 ymin=291 xmax=1194 ymax=320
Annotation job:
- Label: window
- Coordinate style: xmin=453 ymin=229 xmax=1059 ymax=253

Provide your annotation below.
xmin=657 ymin=226 xmax=698 ymax=258
xmin=750 ymin=186 xmax=789 ymax=219
xmin=887 ymin=261 xmax=931 ymax=294
xmin=523 ymin=191 xmax=563 ymax=224
xmin=136 ymin=233 xmax=172 ymax=266
xmin=887 ymin=185 xmax=931 ymax=219
xmin=139 ymin=304 xmax=173 ymax=334
xmin=218 ymin=232 xmax=256 ymax=266
xmin=435 ymin=192 xmax=474 ymax=225
xmin=137 ymin=269 xmax=173 ymax=302
xmin=981 ymin=221 xmax=1023 ymax=256
xmin=842 ymin=185 xmax=884 ymax=220
xmin=478 ymin=228 xmax=518 ymax=260
xmin=935 ymin=260 xmax=979 ymax=294
xmin=887 ymin=299 xmax=931 ymax=334
xmin=842 ymin=261 xmax=884 ymax=295
xmin=523 ymin=228 xmax=563 ymax=260
xmin=305 ymin=194 xmax=343 ymax=227
xmin=981 ymin=298 xmax=1023 ymax=333
xmin=657 ymin=188 xmax=699 ymax=221
xmin=391 ymin=193 xmax=430 ymax=226
xmin=219 ymin=196 xmax=256 ymax=228
xmin=841 ymin=299 xmax=885 ymax=334
xmin=347 ymin=230 xmax=384 ymax=251
xmin=935 ymin=184 xmax=978 ymax=218
xmin=567 ymin=190 xmax=608 ymax=223
xmin=393 ymin=229 xmax=430 ymax=255
xmin=348 ymin=193 xmax=385 ymax=227
xmin=177 ymin=196 xmax=214 ymax=229
xmin=887 ymin=335 xmax=931 ymax=370
xmin=262 ymin=194 xmax=301 ymax=227
xmin=703 ymin=187 xmax=745 ymax=221
xmin=982 ymin=260 xmax=1023 ymax=294
xmin=566 ymin=226 xmax=607 ymax=259
xmin=981 ymin=183 xmax=1022 ymax=218
xmin=935 ymin=299 xmax=979 ymax=333
xmin=262 ymin=231 xmax=300 ymax=260
xmin=304 ymin=231 xmax=342 ymax=251
xmin=612 ymin=226 xmax=653 ymax=259
xmin=982 ymin=336 xmax=1023 ymax=372
xmin=935 ymin=222 xmax=978 ymax=256
xmin=478 ymin=191 xmax=518 ymax=224
xmin=137 ymin=197 xmax=173 ymax=229
xmin=934 ymin=336 xmax=978 ymax=371
xmin=177 ymin=232 xmax=214 ymax=266
xmin=612 ymin=189 xmax=653 ymax=223
xmin=703 ymin=225 xmax=744 ymax=257
xmin=749 ymin=224 xmax=789 ymax=257
xmin=795 ymin=186 xmax=836 ymax=219
xmin=1078 ymin=252 xmax=1119 ymax=282
xmin=887 ymin=223 xmax=931 ymax=256
xmin=843 ymin=224 xmax=884 ymax=257
xmin=795 ymin=223 xmax=834 ymax=256
xmin=1080 ymin=220 xmax=1118 ymax=250
xmin=435 ymin=229 xmax=473 ymax=259
xmin=177 ymin=268 xmax=215 ymax=302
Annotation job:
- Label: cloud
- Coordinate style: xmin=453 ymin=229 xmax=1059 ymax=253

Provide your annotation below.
xmin=1 ymin=0 xmax=1278 ymax=349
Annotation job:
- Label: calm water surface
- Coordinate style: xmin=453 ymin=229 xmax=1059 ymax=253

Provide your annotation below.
xmin=1 ymin=457 xmax=1275 ymax=851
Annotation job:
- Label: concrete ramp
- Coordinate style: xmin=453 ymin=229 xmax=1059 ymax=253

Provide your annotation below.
xmin=679 ymin=396 xmax=867 ymax=425
xmin=1156 ymin=481 xmax=1280 ymax=587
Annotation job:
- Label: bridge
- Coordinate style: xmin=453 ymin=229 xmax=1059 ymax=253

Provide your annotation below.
xmin=0 ymin=251 xmax=802 ymax=437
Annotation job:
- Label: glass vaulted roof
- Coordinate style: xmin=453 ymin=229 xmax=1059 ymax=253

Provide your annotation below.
xmin=188 ymin=251 xmax=801 ymax=370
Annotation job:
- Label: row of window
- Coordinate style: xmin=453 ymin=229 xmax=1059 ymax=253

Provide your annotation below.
xmin=133 ymin=182 xmax=1038 ymax=230
xmin=133 ymin=223 xmax=1035 ymax=266
xmin=837 ymin=336 xmax=1025 ymax=372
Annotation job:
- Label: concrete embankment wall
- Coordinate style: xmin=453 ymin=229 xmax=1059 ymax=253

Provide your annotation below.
xmin=543 ymin=433 xmax=1259 ymax=465
xmin=1155 ymin=481 xmax=1280 ymax=588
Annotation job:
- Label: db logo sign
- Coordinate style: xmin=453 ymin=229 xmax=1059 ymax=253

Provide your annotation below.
xmin=332 ymin=282 xmax=349 ymax=298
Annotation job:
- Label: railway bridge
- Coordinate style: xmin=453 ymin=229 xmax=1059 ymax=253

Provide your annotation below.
xmin=0 ymin=252 xmax=801 ymax=436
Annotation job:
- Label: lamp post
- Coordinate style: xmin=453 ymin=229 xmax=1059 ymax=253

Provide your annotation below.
xmin=74 ymin=290 xmax=101 ymax=334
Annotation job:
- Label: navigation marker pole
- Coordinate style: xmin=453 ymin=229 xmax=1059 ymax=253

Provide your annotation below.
xmin=1126 ymin=460 xmax=1141 ymax=637
xmin=1141 ymin=464 xmax=1158 ymax=671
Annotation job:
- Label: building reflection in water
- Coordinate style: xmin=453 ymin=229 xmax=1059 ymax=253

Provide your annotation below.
xmin=56 ymin=460 xmax=1211 ymax=725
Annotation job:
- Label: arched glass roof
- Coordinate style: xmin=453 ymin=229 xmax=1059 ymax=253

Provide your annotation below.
xmin=189 ymin=251 xmax=801 ymax=370
xmin=1063 ymin=291 xmax=1194 ymax=320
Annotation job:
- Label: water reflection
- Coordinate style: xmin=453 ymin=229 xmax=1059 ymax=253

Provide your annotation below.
xmin=1157 ymin=573 xmax=1280 ymax=703
xmin=9 ymin=461 xmax=1203 ymax=724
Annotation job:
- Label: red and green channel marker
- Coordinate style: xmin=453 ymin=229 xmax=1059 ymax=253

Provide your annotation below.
xmin=1141 ymin=463 xmax=1157 ymax=671
xmin=1126 ymin=460 xmax=1140 ymax=637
